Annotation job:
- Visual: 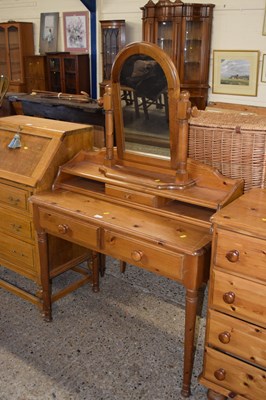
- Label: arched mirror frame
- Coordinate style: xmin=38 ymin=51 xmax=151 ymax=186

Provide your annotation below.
xmin=108 ymin=41 xmax=190 ymax=175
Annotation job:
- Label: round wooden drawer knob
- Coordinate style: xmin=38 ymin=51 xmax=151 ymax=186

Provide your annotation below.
xmin=131 ymin=250 xmax=143 ymax=262
xmin=58 ymin=224 xmax=69 ymax=234
xmin=223 ymin=291 xmax=235 ymax=304
xmin=218 ymin=331 xmax=231 ymax=344
xmin=226 ymin=250 xmax=239 ymax=263
xmin=214 ymin=368 xmax=226 ymax=381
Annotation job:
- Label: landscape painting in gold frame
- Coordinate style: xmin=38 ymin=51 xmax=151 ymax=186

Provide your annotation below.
xmin=262 ymin=54 xmax=266 ymax=83
xmin=212 ymin=50 xmax=259 ymax=96
xmin=263 ymin=2 xmax=266 ymax=35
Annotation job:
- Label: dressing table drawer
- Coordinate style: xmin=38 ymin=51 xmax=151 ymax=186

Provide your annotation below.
xmin=215 ymin=229 xmax=266 ymax=282
xmin=212 ymin=269 xmax=266 ymax=327
xmin=38 ymin=209 xmax=100 ymax=249
xmin=105 ymin=184 xmax=164 ymax=207
xmin=207 ymin=309 xmax=266 ymax=369
xmin=203 ymin=347 xmax=266 ymax=400
xmin=103 ymin=230 xmax=184 ymax=280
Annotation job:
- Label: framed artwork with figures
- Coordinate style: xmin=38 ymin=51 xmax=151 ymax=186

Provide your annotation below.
xmin=63 ymin=11 xmax=89 ymax=53
xmin=39 ymin=12 xmax=59 ymax=54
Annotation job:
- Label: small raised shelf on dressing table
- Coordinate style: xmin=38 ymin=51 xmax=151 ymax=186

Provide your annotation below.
xmin=30 ymin=42 xmax=243 ymax=397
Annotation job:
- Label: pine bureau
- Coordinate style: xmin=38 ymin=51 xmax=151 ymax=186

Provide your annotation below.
xmin=0 ymin=115 xmax=95 ymax=316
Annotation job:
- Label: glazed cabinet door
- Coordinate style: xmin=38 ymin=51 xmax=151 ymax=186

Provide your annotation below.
xmin=0 ymin=22 xmax=34 ymax=92
xmin=63 ymin=56 xmax=78 ymax=94
xmin=7 ymin=25 xmax=21 ymax=83
xmin=0 ymin=26 xmax=8 ymax=77
xmin=155 ymin=18 xmax=182 ymax=67
xmin=99 ymin=20 xmax=125 ymax=96
xmin=47 ymin=55 xmax=63 ymax=92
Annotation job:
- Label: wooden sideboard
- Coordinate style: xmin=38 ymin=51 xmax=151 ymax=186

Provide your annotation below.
xmin=0 ymin=115 xmax=96 ymax=317
xmin=199 ymin=188 xmax=266 ymax=399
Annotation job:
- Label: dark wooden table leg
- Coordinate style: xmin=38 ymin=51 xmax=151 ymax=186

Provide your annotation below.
xmin=37 ymin=230 xmax=52 ymax=322
xmin=91 ymin=250 xmax=100 ymax=292
xmin=181 ymin=288 xmax=198 ymax=397
xmin=99 ymin=253 xmax=106 ymax=277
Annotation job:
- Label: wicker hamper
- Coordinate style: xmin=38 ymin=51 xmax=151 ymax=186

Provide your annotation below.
xmin=188 ymin=111 xmax=266 ymax=192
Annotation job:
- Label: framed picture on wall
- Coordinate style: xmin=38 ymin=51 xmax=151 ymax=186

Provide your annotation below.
xmin=212 ymin=50 xmax=260 ymax=96
xmin=261 ymin=54 xmax=266 ymax=82
xmin=63 ymin=11 xmax=89 ymax=53
xmin=263 ymin=2 xmax=266 ymax=35
xmin=39 ymin=12 xmax=59 ymax=54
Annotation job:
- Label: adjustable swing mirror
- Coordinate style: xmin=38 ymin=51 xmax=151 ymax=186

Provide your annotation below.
xmin=103 ymin=41 xmax=193 ymax=188
xmin=119 ymin=52 xmax=169 ymax=157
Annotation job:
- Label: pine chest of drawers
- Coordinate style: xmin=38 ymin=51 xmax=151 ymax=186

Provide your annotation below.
xmin=0 ymin=115 xmax=94 ymax=315
xmin=200 ymin=188 xmax=266 ymax=400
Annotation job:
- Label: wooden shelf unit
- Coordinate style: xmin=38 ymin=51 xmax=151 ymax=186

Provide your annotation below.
xmin=46 ymin=53 xmax=90 ymax=95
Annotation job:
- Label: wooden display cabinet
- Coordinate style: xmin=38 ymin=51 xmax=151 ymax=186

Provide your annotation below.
xmin=99 ymin=20 xmax=126 ymax=96
xmin=0 ymin=22 xmax=34 ymax=92
xmin=0 ymin=115 xmax=95 ymax=318
xmin=24 ymin=55 xmax=48 ymax=93
xmin=46 ymin=53 xmax=90 ymax=95
xmin=141 ymin=0 xmax=215 ymax=109
xmin=199 ymin=189 xmax=266 ymax=399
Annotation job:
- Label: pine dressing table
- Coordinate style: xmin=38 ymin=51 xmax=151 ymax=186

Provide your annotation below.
xmin=30 ymin=42 xmax=243 ymax=397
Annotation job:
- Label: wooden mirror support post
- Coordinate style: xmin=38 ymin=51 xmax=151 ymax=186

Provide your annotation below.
xmin=103 ymin=84 xmax=114 ymax=165
xmin=176 ymin=90 xmax=192 ymax=185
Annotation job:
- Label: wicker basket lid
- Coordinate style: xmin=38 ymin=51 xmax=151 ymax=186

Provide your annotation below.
xmin=189 ymin=110 xmax=266 ymax=132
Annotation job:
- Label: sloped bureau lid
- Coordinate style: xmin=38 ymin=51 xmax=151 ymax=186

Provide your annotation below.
xmin=0 ymin=115 xmax=93 ymax=186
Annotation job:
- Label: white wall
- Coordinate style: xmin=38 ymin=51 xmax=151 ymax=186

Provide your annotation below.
xmin=1 ymin=0 xmax=266 ymax=106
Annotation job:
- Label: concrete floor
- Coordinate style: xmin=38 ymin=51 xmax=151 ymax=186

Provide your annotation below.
xmin=0 ymin=257 xmax=208 ymax=400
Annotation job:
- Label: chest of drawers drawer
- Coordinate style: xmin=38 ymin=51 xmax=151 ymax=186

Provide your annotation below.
xmin=0 ymin=209 xmax=32 ymax=239
xmin=38 ymin=208 xmax=100 ymax=250
xmin=0 ymin=183 xmax=29 ymax=211
xmin=211 ymin=269 xmax=266 ymax=327
xmin=0 ymin=233 xmax=35 ymax=270
xmin=203 ymin=347 xmax=266 ymax=400
xmin=103 ymin=229 xmax=184 ymax=280
xmin=207 ymin=309 xmax=266 ymax=368
xmin=215 ymin=229 xmax=266 ymax=282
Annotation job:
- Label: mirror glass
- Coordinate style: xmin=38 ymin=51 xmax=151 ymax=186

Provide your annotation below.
xmin=119 ymin=54 xmax=170 ymax=158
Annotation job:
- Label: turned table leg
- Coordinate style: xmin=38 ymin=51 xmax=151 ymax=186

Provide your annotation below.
xmin=37 ymin=230 xmax=52 ymax=322
xmin=181 ymin=288 xmax=198 ymax=397
xmin=207 ymin=389 xmax=227 ymax=400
